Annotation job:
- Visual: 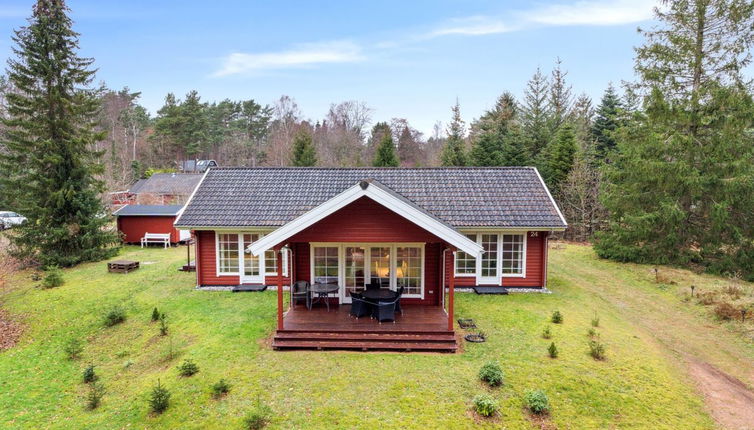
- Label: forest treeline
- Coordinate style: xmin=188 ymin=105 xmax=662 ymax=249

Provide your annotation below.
xmin=0 ymin=0 xmax=753 ymax=279
xmin=0 ymin=58 xmax=614 ymax=243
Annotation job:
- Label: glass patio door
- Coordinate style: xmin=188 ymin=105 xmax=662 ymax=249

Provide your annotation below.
xmin=479 ymin=233 xmax=499 ymax=285
xmin=342 ymin=246 xmax=366 ymax=303
xmin=369 ymin=246 xmax=391 ymax=289
xmin=241 ymin=233 xmax=264 ymax=284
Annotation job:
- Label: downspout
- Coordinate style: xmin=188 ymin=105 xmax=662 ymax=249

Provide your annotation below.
xmin=194 ymin=231 xmax=201 ymax=288
xmin=441 ymin=248 xmax=450 ymax=312
xmin=543 ymin=232 xmax=551 ymax=290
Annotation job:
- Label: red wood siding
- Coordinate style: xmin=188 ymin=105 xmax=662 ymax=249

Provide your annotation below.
xmin=193 ymin=209 xmax=550 ymax=293
xmin=445 ymin=232 xmax=548 ymax=289
xmin=117 ymin=216 xmax=179 ymax=243
xmin=195 ymin=230 xmax=291 ymax=286
xmin=287 ymin=197 xmax=443 ymax=243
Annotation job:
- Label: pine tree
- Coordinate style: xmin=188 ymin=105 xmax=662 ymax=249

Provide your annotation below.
xmin=540 ymin=123 xmax=577 ymax=196
xmin=440 ymin=100 xmax=467 ymax=166
xmin=178 ymin=90 xmax=209 ymax=158
xmin=372 ymin=131 xmax=399 ymax=167
xmin=290 ymin=130 xmax=317 ymax=166
xmin=521 ymin=67 xmax=552 ymax=159
xmin=591 ymin=84 xmax=622 ymax=160
xmin=0 ymin=0 xmax=119 ymax=266
xmin=596 ymin=0 xmax=754 ymax=280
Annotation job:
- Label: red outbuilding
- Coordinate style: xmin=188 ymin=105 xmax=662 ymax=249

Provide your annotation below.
xmin=114 ymin=205 xmax=189 ymax=244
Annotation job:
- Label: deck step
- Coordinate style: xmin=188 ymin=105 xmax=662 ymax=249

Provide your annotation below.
xmin=272 ymin=339 xmax=457 ymax=352
xmin=275 ymin=331 xmax=456 ymax=343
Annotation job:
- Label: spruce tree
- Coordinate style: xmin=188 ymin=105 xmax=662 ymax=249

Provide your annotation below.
xmin=372 ymin=131 xmax=399 ymax=167
xmin=521 ymin=67 xmax=552 ymax=158
xmin=469 ymin=132 xmax=502 ymax=166
xmin=440 ymin=100 xmax=467 ymax=166
xmin=547 ymin=59 xmax=573 ymax=134
xmin=290 ymin=130 xmax=317 ymax=166
xmin=0 ymin=0 xmax=119 ymax=266
xmin=469 ymin=92 xmax=529 ymax=166
xmin=591 ymin=84 xmax=622 ymax=160
xmin=540 ymin=123 xmax=577 ymax=196
xmin=596 ymin=0 xmax=754 ymax=279
xmin=499 ymin=129 xmax=530 ymax=167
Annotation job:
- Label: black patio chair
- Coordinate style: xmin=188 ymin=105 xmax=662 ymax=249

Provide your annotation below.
xmin=373 ymin=298 xmax=399 ymax=323
xmin=349 ymin=293 xmax=373 ymax=319
xmin=392 ymin=286 xmax=404 ymax=315
xmin=291 ymin=280 xmax=311 ymax=310
xmin=366 ymin=281 xmax=380 ymax=291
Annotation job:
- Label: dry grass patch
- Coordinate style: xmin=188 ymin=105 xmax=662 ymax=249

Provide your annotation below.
xmin=0 ymin=308 xmax=23 ymax=351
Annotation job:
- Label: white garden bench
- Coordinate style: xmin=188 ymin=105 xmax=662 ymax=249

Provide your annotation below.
xmin=141 ymin=233 xmax=171 ymax=248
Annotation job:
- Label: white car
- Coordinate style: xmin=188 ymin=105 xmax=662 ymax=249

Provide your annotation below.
xmin=0 ymin=211 xmax=26 ymax=230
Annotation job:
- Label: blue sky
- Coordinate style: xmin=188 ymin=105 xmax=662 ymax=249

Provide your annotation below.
xmin=0 ymin=0 xmax=657 ymax=134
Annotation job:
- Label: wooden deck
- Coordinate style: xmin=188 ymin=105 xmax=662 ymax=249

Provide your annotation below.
xmin=273 ymin=305 xmax=457 ymax=352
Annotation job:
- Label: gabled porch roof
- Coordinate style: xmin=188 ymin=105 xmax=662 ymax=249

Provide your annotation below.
xmin=247 ymin=179 xmax=483 ymax=257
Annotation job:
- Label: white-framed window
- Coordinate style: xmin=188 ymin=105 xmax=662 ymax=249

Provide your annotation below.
xmin=264 ymin=248 xmax=290 ymax=277
xmin=502 ymin=234 xmax=525 ymax=275
xmin=313 ymin=246 xmax=339 ymax=285
xmin=217 ymin=233 xmax=240 ymax=274
xmin=396 ymin=246 xmax=422 ymax=295
xmin=264 ymin=249 xmax=277 ymax=274
xmin=453 ymin=232 xmax=527 ymax=279
xmin=454 ymin=234 xmax=477 ymax=275
xmin=216 ymin=231 xmax=288 ymax=278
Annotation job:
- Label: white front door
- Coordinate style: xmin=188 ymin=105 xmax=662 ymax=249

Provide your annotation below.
xmin=240 ymin=233 xmax=264 ymax=284
xmin=478 ymin=233 xmax=500 ymax=285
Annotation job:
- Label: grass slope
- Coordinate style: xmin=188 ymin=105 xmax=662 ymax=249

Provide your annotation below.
xmin=0 ymin=245 xmax=721 ymax=429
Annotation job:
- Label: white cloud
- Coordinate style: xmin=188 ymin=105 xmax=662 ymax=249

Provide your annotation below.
xmin=213 ymin=41 xmax=364 ymax=77
xmin=523 ymin=0 xmax=656 ymax=26
xmin=427 ymin=0 xmax=656 ymax=38
xmin=429 ymin=16 xmax=513 ymax=37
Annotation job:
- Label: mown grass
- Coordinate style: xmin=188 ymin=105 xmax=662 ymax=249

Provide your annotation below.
xmin=0 ymin=245 xmax=719 ymax=429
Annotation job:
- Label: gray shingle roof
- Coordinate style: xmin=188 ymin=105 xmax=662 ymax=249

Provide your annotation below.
xmin=174 ymin=167 xmax=567 ymax=229
xmin=128 ymin=173 xmax=203 ymax=196
xmin=114 ymin=205 xmax=184 ymax=216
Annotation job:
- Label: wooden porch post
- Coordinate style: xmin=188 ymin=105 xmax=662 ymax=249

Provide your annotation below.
xmin=276 ymin=247 xmax=284 ymax=330
xmin=448 ymin=250 xmax=456 ymax=331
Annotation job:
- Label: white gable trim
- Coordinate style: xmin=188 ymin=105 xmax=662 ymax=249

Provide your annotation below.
xmin=247 ymin=181 xmax=483 ymax=257
xmin=532 ymin=167 xmax=568 ymax=227
xmin=174 ymin=167 xmax=211 ymax=229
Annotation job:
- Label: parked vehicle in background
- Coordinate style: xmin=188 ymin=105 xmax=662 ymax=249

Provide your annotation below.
xmin=0 ymin=211 xmax=26 ymax=230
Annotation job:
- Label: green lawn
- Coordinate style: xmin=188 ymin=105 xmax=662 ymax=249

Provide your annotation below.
xmin=1 ymin=244 xmax=741 ymax=429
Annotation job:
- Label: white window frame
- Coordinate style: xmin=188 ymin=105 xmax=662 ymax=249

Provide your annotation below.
xmin=454 ymin=233 xmax=478 ymax=277
xmin=264 ymin=247 xmax=289 ymax=277
xmin=216 ymin=232 xmax=241 ymax=276
xmin=215 ymin=231 xmax=288 ymax=278
xmin=501 ymin=233 xmax=527 ymax=278
xmin=453 ymin=231 xmax=528 ymax=283
xmin=310 ymin=242 xmax=426 ymax=300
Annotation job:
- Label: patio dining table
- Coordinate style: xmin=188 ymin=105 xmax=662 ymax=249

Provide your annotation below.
xmin=361 ymin=289 xmax=395 ymax=301
xmin=309 ymin=283 xmax=340 ymax=311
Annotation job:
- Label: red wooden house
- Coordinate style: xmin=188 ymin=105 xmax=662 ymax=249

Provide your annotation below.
xmin=175 ymin=167 xmax=566 ymax=352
